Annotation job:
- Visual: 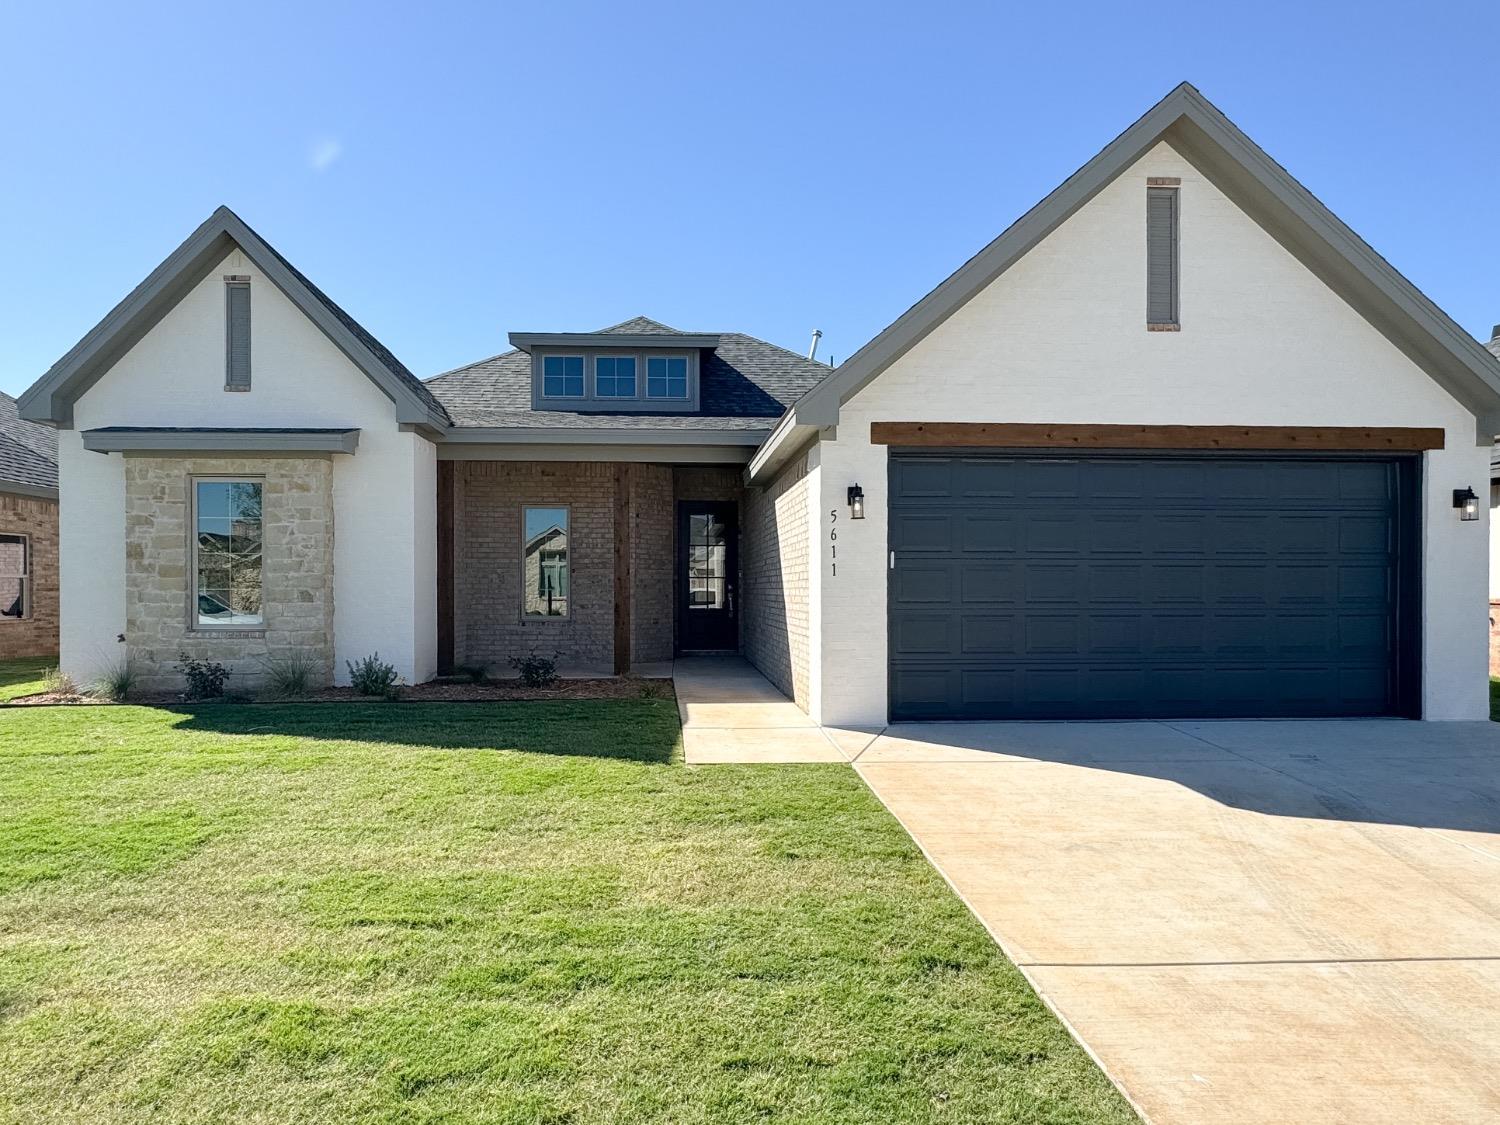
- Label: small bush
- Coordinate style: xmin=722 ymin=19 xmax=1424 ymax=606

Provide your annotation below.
xmin=259 ymin=650 xmax=320 ymax=698
xmin=41 ymin=667 xmax=80 ymax=697
xmin=347 ymin=653 xmax=400 ymax=697
xmin=90 ymin=660 xmax=136 ymax=702
xmin=508 ymin=649 xmax=561 ymax=689
xmin=177 ymin=653 xmax=231 ymax=700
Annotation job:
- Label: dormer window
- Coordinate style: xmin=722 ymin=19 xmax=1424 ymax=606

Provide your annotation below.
xmin=647 ymin=356 xmax=688 ymax=399
xmin=542 ymin=355 xmax=584 ymax=397
xmin=514 ymin=330 xmax=718 ymax=413
xmin=594 ymin=356 xmax=638 ymax=398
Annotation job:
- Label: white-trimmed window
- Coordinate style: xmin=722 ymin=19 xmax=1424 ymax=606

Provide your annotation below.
xmin=193 ymin=479 xmax=264 ymax=627
xmin=594 ymin=355 xmax=637 ymax=398
xmin=646 ymin=355 xmax=688 ymax=399
xmin=542 ymin=355 xmax=585 ymax=397
xmin=522 ymin=506 xmax=569 ymax=617
xmin=0 ymin=534 xmax=28 ymax=621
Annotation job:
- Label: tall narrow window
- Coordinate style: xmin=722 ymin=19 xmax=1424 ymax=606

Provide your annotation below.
xmin=0 ymin=534 xmax=28 ymax=620
xmin=522 ymin=507 xmax=569 ymax=617
xmin=647 ymin=355 xmax=688 ymax=399
xmin=542 ymin=355 xmax=584 ymax=397
xmin=1146 ymin=183 xmax=1179 ymax=328
xmin=225 ymin=278 xmax=252 ymax=389
xmin=194 ymin=480 xmax=263 ymax=627
xmin=594 ymin=356 xmax=637 ymax=398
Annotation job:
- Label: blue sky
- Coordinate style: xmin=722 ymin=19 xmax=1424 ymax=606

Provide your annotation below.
xmin=2 ymin=0 xmax=1497 ymax=398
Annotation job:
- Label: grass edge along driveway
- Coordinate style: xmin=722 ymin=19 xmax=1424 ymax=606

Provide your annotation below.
xmin=0 ymin=700 xmax=1134 ymax=1124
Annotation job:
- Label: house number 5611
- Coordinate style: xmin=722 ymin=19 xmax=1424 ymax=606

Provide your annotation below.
xmin=829 ymin=508 xmax=838 ymax=576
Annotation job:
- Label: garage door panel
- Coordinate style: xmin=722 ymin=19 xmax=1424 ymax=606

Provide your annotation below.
xmin=889 ymin=453 xmax=1413 ymax=720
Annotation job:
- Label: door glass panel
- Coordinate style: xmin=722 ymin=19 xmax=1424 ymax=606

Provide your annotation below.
xmin=688 ymin=512 xmax=727 ymax=610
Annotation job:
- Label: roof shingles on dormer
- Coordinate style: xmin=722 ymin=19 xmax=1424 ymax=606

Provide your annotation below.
xmin=425 ymin=319 xmax=830 ymax=430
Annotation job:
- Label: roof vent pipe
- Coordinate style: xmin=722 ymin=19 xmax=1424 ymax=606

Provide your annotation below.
xmin=807 ymin=329 xmax=823 ymax=361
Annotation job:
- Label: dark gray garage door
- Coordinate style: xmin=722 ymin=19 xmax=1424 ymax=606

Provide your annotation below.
xmin=888 ymin=453 xmax=1418 ymax=721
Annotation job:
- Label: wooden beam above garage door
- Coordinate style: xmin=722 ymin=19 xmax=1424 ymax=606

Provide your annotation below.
xmin=869 ymin=423 xmax=1445 ymax=451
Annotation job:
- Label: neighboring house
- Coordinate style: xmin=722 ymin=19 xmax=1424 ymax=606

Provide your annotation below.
xmin=0 ymin=392 xmax=59 ymax=659
xmin=18 ymin=83 xmax=1500 ymax=719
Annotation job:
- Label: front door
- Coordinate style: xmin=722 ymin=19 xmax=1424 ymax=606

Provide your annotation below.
xmin=678 ymin=501 xmax=738 ymax=652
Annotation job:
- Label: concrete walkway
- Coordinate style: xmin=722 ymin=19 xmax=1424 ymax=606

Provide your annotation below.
xmin=854 ymin=719 xmax=1500 ymax=1125
xmin=673 ymin=657 xmax=845 ymax=763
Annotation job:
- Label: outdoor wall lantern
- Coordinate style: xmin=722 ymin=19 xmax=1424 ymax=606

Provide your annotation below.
xmin=847 ymin=484 xmax=866 ymax=520
xmin=1454 ymin=486 xmax=1480 ymax=522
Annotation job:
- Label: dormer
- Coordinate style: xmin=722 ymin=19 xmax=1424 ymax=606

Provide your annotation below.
xmin=510 ymin=330 xmax=721 ymax=414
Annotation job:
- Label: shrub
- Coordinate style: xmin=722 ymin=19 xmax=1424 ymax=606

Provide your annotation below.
xmin=90 ymin=660 xmax=136 ymax=702
xmin=176 ymin=653 xmax=231 ymax=700
xmin=347 ymin=653 xmax=400 ymax=697
xmin=508 ymin=649 xmax=561 ymax=689
xmin=41 ymin=667 xmax=80 ymax=697
xmin=259 ymin=650 xmax=320 ymax=698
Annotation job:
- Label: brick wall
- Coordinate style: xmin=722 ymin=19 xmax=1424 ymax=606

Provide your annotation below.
xmin=124 ymin=457 xmax=335 ymax=693
xmin=454 ymin=462 xmax=619 ymax=672
xmin=741 ymin=454 xmax=810 ymax=709
xmin=630 ymin=465 xmax=674 ymax=662
xmin=0 ymin=492 xmax=59 ymax=660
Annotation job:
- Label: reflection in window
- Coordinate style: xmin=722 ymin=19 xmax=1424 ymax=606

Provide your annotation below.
xmin=542 ymin=355 xmax=585 ymax=397
xmin=0 ymin=534 xmax=28 ymax=620
xmin=523 ymin=507 xmax=569 ymax=617
xmin=195 ymin=480 xmax=263 ymax=626
xmin=647 ymin=355 xmax=688 ymax=398
xmin=687 ymin=512 xmax=727 ymax=610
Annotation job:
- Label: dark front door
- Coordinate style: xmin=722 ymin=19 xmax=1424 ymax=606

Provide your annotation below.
xmin=888 ymin=451 xmax=1419 ymax=721
xmin=678 ymin=501 xmax=738 ymax=652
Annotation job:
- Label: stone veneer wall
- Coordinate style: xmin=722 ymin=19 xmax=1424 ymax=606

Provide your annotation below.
xmin=741 ymin=454 xmax=810 ymax=710
xmin=0 ymin=492 xmax=60 ymax=660
xmin=125 ymin=457 xmax=335 ymax=693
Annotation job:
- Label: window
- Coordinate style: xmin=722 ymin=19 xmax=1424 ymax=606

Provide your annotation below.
xmin=226 ymin=278 xmax=251 ymax=389
xmin=194 ymin=480 xmax=263 ymax=627
xmin=1146 ymin=182 xmax=1179 ymax=327
xmin=647 ymin=355 xmax=688 ymax=399
xmin=542 ymin=355 xmax=585 ymax=397
xmin=523 ymin=507 xmax=569 ymax=617
xmin=0 ymin=534 xmax=28 ymax=621
xmin=594 ymin=356 xmax=637 ymax=398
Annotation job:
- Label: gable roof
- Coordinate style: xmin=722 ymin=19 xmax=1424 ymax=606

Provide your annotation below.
xmin=17 ymin=206 xmax=450 ymax=430
xmin=765 ymin=82 xmax=1500 ymax=476
xmin=0 ymin=392 xmax=59 ymax=497
xmin=426 ymin=317 xmax=831 ymax=431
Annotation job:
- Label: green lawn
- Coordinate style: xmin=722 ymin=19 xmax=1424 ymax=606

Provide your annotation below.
xmin=0 ymin=702 xmax=1132 ymax=1124
xmin=0 ymin=655 xmax=54 ymax=701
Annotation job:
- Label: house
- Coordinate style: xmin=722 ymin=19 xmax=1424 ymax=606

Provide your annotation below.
xmin=18 ymin=83 xmax=1500 ymax=720
xmin=0 ymin=392 xmax=59 ymax=659
xmin=1486 ymin=326 xmax=1500 ymax=673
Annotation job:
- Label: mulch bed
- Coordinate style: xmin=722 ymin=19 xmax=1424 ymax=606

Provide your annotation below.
xmin=5 ymin=678 xmax=675 ymax=707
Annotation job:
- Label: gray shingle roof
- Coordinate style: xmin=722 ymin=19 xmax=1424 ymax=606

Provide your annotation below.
xmin=426 ymin=317 xmax=832 ymax=430
xmin=0 ymin=392 xmax=58 ymax=491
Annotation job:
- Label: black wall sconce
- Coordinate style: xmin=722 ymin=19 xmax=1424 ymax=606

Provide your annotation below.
xmin=1454 ymin=487 xmax=1479 ymax=522
xmin=847 ymin=484 xmax=866 ymax=520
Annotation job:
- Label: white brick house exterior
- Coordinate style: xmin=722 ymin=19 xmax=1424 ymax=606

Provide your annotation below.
xmin=19 ymin=84 xmax=1500 ymax=718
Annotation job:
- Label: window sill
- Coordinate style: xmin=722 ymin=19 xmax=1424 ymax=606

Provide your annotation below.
xmin=1146 ymin=322 xmax=1181 ymax=332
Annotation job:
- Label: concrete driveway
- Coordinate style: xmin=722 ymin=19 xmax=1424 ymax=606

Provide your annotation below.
xmin=850 ymin=719 xmax=1500 ymax=1125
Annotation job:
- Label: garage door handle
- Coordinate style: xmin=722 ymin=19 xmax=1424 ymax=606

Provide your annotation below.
xmin=889 ymin=551 xmax=895 ymax=570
